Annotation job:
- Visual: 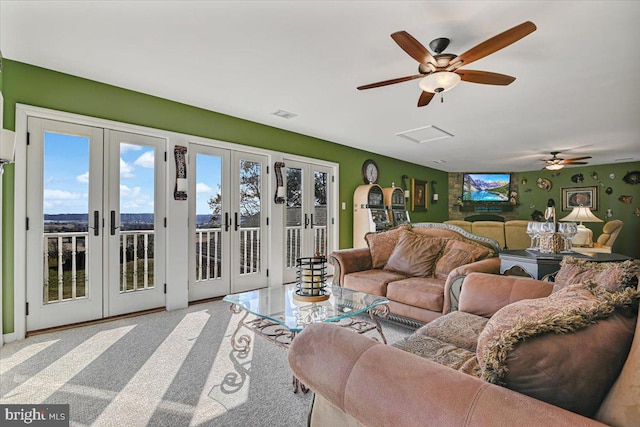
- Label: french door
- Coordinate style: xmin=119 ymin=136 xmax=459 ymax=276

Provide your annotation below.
xmin=26 ymin=118 xmax=166 ymax=331
xmin=189 ymin=144 xmax=268 ymax=301
xmin=283 ymin=160 xmax=333 ymax=283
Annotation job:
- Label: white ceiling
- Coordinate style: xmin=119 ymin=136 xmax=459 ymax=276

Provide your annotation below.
xmin=2 ymin=1 xmax=639 ymax=172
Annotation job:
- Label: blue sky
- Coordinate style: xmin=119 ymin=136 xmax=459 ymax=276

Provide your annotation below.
xmin=43 ymin=132 xmax=221 ymax=216
xmin=195 ymin=153 xmax=222 ymax=215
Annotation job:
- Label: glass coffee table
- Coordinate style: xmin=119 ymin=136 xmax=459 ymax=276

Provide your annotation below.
xmin=223 ymin=283 xmax=390 ymax=392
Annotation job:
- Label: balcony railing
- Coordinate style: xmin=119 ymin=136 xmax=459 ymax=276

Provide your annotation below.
xmin=44 ymin=225 xmax=326 ymax=297
xmin=44 ymin=231 xmax=89 ymax=304
xmin=285 ymin=225 xmax=327 ymax=269
xmin=195 ymin=227 xmax=261 ymax=282
xmin=43 ymin=229 xmax=156 ymax=304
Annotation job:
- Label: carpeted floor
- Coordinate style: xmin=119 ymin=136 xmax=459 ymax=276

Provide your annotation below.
xmin=0 ymin=299 xmax=414 ymax=426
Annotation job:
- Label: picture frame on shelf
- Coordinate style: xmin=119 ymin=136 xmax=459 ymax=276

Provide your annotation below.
xmin=561 ymin=186 xmax=598 ymax=211
xmin=411 ymin=178 xmax=428 ymax=212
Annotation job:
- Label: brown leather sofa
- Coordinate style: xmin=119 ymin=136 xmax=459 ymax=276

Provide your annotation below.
xmin=329 ymin=223 xmax=502 ymax=325
xmin=289 ymin=260 xmax=640 ymax=427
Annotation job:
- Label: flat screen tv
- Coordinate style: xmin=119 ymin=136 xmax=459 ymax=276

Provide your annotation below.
xmin=462 ymin=173 xmax=511 ymax=202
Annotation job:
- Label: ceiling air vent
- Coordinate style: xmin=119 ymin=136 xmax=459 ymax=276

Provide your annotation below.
xmin=271 ymin=109 xmax=298 ymax=119
xmin=396 ymin=125 xmax=453 ymax=144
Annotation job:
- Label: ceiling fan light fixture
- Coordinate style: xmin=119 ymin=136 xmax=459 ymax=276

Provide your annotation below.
xmin=418 ymin=71 xmax=461 ymax=93
xmin=545 ymin=163 xmax=564 ymax=171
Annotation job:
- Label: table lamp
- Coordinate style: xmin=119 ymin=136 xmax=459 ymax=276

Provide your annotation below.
xmin=560 ymin=205 xmax=603 ymax=247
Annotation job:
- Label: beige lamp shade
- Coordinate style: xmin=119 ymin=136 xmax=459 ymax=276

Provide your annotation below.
xmin=560 ymin=206 xmax=603 ymax=224
xmin=560 ymin=206 xmax=602 ymax=247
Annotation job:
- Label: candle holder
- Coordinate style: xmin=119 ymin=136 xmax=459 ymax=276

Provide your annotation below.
xmin=294 ymin=256 xmax=329 ymax=302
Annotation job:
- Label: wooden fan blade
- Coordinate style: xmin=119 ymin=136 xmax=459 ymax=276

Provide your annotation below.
xmin=449 ymin=21 xmax=536 ymax=68
xmin=417 ymin=91 xmax=435 ymax=107
xmin=357 ymin=74 xmax=424 ymax=90
xmin=561 ymin=161 xmax=589 ymax=165
xmin=562 ymin=156 xmax=592 ymax=162
xmin=456 ymin=70 xmax=516 ymax=85
xmin=391 ymin=31 xmax=436 ymax=66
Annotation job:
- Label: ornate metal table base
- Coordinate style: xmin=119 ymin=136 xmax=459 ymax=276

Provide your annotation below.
xmin=228 ymin=302 xmax=390 ymax=392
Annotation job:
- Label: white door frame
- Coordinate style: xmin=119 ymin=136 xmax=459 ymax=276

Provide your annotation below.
xmin=188 ymin=144 xmax=232 ymax=301
xmin=13 ymin=105 xmax=171 ymax=339
xmin=25 ymin=118 xmax=106 ymax=331
xmin=105 ymin=130 xmax=167 ymax=317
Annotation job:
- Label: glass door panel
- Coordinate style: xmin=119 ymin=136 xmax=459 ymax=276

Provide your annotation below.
xmin=232 ymin=152 xmax=267 ymax=292
xmin=106 ymin=130 xmax=166 ymax=317
xmin=284 ymin=165 xmax=303 ymax=282
xmin=189 ymin=146 xmax=231 ymax=302
xmin=27 ymin=118 xmax=104 ymax=331
xmin=313 ymin=170 xmax=329 ymax=258
xmin=283 ymin=161 xmax=333 ymax=283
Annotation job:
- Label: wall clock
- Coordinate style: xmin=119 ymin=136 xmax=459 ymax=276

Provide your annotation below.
xmin=362 ymin=159 xmax=379 ymax=184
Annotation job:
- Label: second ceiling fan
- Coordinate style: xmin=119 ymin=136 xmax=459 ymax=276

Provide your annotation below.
xmin=357 ymin=21 xmax=536 ymax=107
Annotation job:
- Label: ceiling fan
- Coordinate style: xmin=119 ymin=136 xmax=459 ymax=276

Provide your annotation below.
xmin=357 ymin=21 xmax=536 ymax=107
xmin=541 ymin=151 xmax=592 ymax=170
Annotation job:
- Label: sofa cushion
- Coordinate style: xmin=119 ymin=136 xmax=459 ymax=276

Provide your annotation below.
xmin=364 ymin=225 xmax=409 ymax=269
xmin=386 ymin=277 xmax=445 ymax=312
xmin=393 ymin=334 xmax=479 ymax=376
xmin=434 ymin=239 xmax=492 ymax=280
xmin=416 ymin=311 xmax=489 ymax=352
xmin=343 ymin=270 xmax=408 ymax=296
xmin=476 ymin=282 xmax=639 ymax=417
xmin=553 ymin=256 xmax=639 ymax=293
xmin=470 ymin=221 xmax=506 ymax=249
xmin=384 ymin=231 xmax=445 ymax=278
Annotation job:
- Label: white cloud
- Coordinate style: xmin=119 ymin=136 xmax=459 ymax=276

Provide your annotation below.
xmin=77 ymin=171 xmax=89 ymax=183
xmin=120 ymin=184 xmax=142 ymax=198
xmin=120 ymin=143 xmax=142 ymax=154
xmin=44 ymin=189 xmax=82 ymax=200
xmin=120 ymin=184 xmax=152 ymax=210
xmin=196 ymin=182 xmax=213 ymax=193
xmin=120 ymin=158 xmax=135 ymax=178
xmin=134 ymin=151 xmax=154 ymax=168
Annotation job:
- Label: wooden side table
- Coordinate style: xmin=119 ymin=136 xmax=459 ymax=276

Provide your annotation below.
xmin=499 ymin=250 xmax=633 ymax=280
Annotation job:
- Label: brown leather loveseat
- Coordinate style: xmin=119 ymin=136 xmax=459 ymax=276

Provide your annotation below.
xmin=289 ymin=257 xmax=640 ymax=426
xmin=330 ymin=223 xmax=502 ymax=325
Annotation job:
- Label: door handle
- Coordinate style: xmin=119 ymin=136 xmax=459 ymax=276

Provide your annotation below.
xmin=304 ymin=213 xmax=309 ymax=229
xmin=310 ymin=214 xmax=314 ymax=228
xmin=93 ymin=211 xmax=100 ymax=236
xmin=224 ymin=212 xmax=230 ymax=232
xmin=234 ymin=212 xmax=239 ymax=231
xmin=110 ymin=210 xmax=119 ymax=236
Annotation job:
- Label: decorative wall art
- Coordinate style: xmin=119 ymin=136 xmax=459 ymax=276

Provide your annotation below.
xmin=562 ymin=186 xmax=598 ymax=211
xmin=536 ymin=177 xmax=552 ymax=191
xmin=623 ymin=170 xmax=640 ymax=185
xmin=274 ymin=161 xmax=285 ymax=204
xmin=411 ymin=178 xmax=428 ymax=212
xmin=174 ymin=145 xmax=187 ymax=201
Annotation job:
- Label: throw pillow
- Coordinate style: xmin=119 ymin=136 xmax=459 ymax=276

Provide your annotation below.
xmin=553 ymin=256 xmax=639 ymax=293
xmin=476 ymin=282 xmax=639 ymax=417
xmin=434 ymin=239 xmax=492 ymax=280
xmin=383 ymin=230 xmax=445 ymax=278
xmin=364 ymin=225 xmax=410 ymax=269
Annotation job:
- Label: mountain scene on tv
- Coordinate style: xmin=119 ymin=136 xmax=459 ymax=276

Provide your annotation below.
xmin=463 ymin=174 xmax=510 ymax=202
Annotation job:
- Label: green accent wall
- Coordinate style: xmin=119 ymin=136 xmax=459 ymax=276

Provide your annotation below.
xmin=1 ymin=59 xmax=448 ymax=333
xmin=514 ymin=163 xmax=640 ymax=259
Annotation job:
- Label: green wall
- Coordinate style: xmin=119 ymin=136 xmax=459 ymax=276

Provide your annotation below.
xmin=515 ymin=163 xmax=640 ymax=258
xmin=1 ymin=59 xmax=448 ymax=333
